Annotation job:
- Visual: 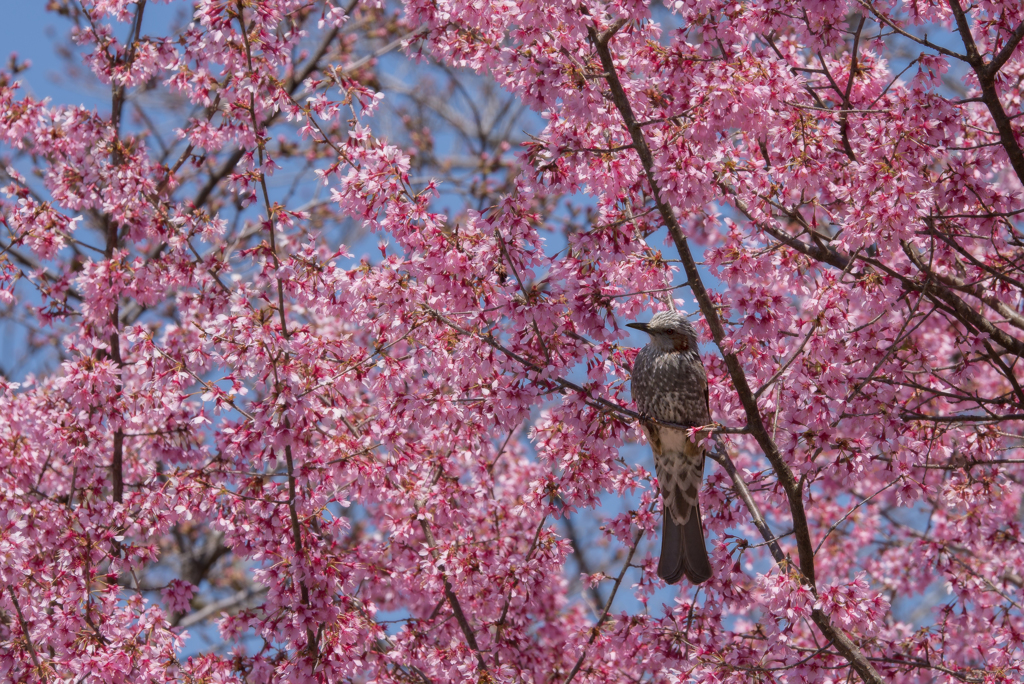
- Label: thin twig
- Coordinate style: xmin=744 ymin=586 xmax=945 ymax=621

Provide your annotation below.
xmin=814 ymin=481 xmax=898 ymax=555
xmin=7 ymin=587 xmax=41 ymax=673
xmin=562 ymin=527 xmax=643 ymax=684
xmin=418 ymin=517 xmax=489 ymax=672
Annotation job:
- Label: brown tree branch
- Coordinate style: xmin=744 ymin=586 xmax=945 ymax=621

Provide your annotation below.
xmin=7 ymin=586 xmax=41 ymax=674
xmin=284 ymin=441 xmax=317 ymax=657
xmin=856 ymin=0 xmax=968 ymax=62
xmin=494 ymin=515 xmax=548 ymax=665
xmin=988 ymin=19 xmax=1024 ymax=75
xmin=588 ymin=21 xmax=886 ymax=684
xmin=707 ymin=446 xmax=790 ymax=568
xmin=562 ymin=528 xmax=644 ymax=684
xmin=721 ymin=184 xmax=1024 ymax=360
xmin=947 ymin=0 xmax=1024 ymax=187
xmin=418 ymin=517 xmax=489 ymax=673
xmin=105 ymin=0 xmax=148 ymax=504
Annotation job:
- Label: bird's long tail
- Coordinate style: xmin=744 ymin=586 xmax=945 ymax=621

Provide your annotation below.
xmin=659 ymin=504 xmax=712 ymax=585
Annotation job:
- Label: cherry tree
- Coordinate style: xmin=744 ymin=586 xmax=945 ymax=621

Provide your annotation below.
xmin=1 ymin=0 xmax=1023 ymax=682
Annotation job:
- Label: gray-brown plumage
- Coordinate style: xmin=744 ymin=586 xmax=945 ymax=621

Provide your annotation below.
xmin=627 ymin=311 xmax=712 ymax=585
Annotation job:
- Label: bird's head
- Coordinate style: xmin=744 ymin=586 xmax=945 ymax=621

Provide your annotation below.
xmin=627 ymin=311 xmax=699 ymax=352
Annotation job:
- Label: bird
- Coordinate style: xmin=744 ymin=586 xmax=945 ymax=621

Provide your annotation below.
xmin=627 ymin=311 xmax=713 ymax=585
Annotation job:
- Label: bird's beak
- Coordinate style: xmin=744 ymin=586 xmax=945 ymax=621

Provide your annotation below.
xmin=626 ymin=322 xmax=650 ymax=333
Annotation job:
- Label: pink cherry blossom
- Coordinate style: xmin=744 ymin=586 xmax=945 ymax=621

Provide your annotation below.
xmin=1 ymin=1 xmax=1022 ymax=682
